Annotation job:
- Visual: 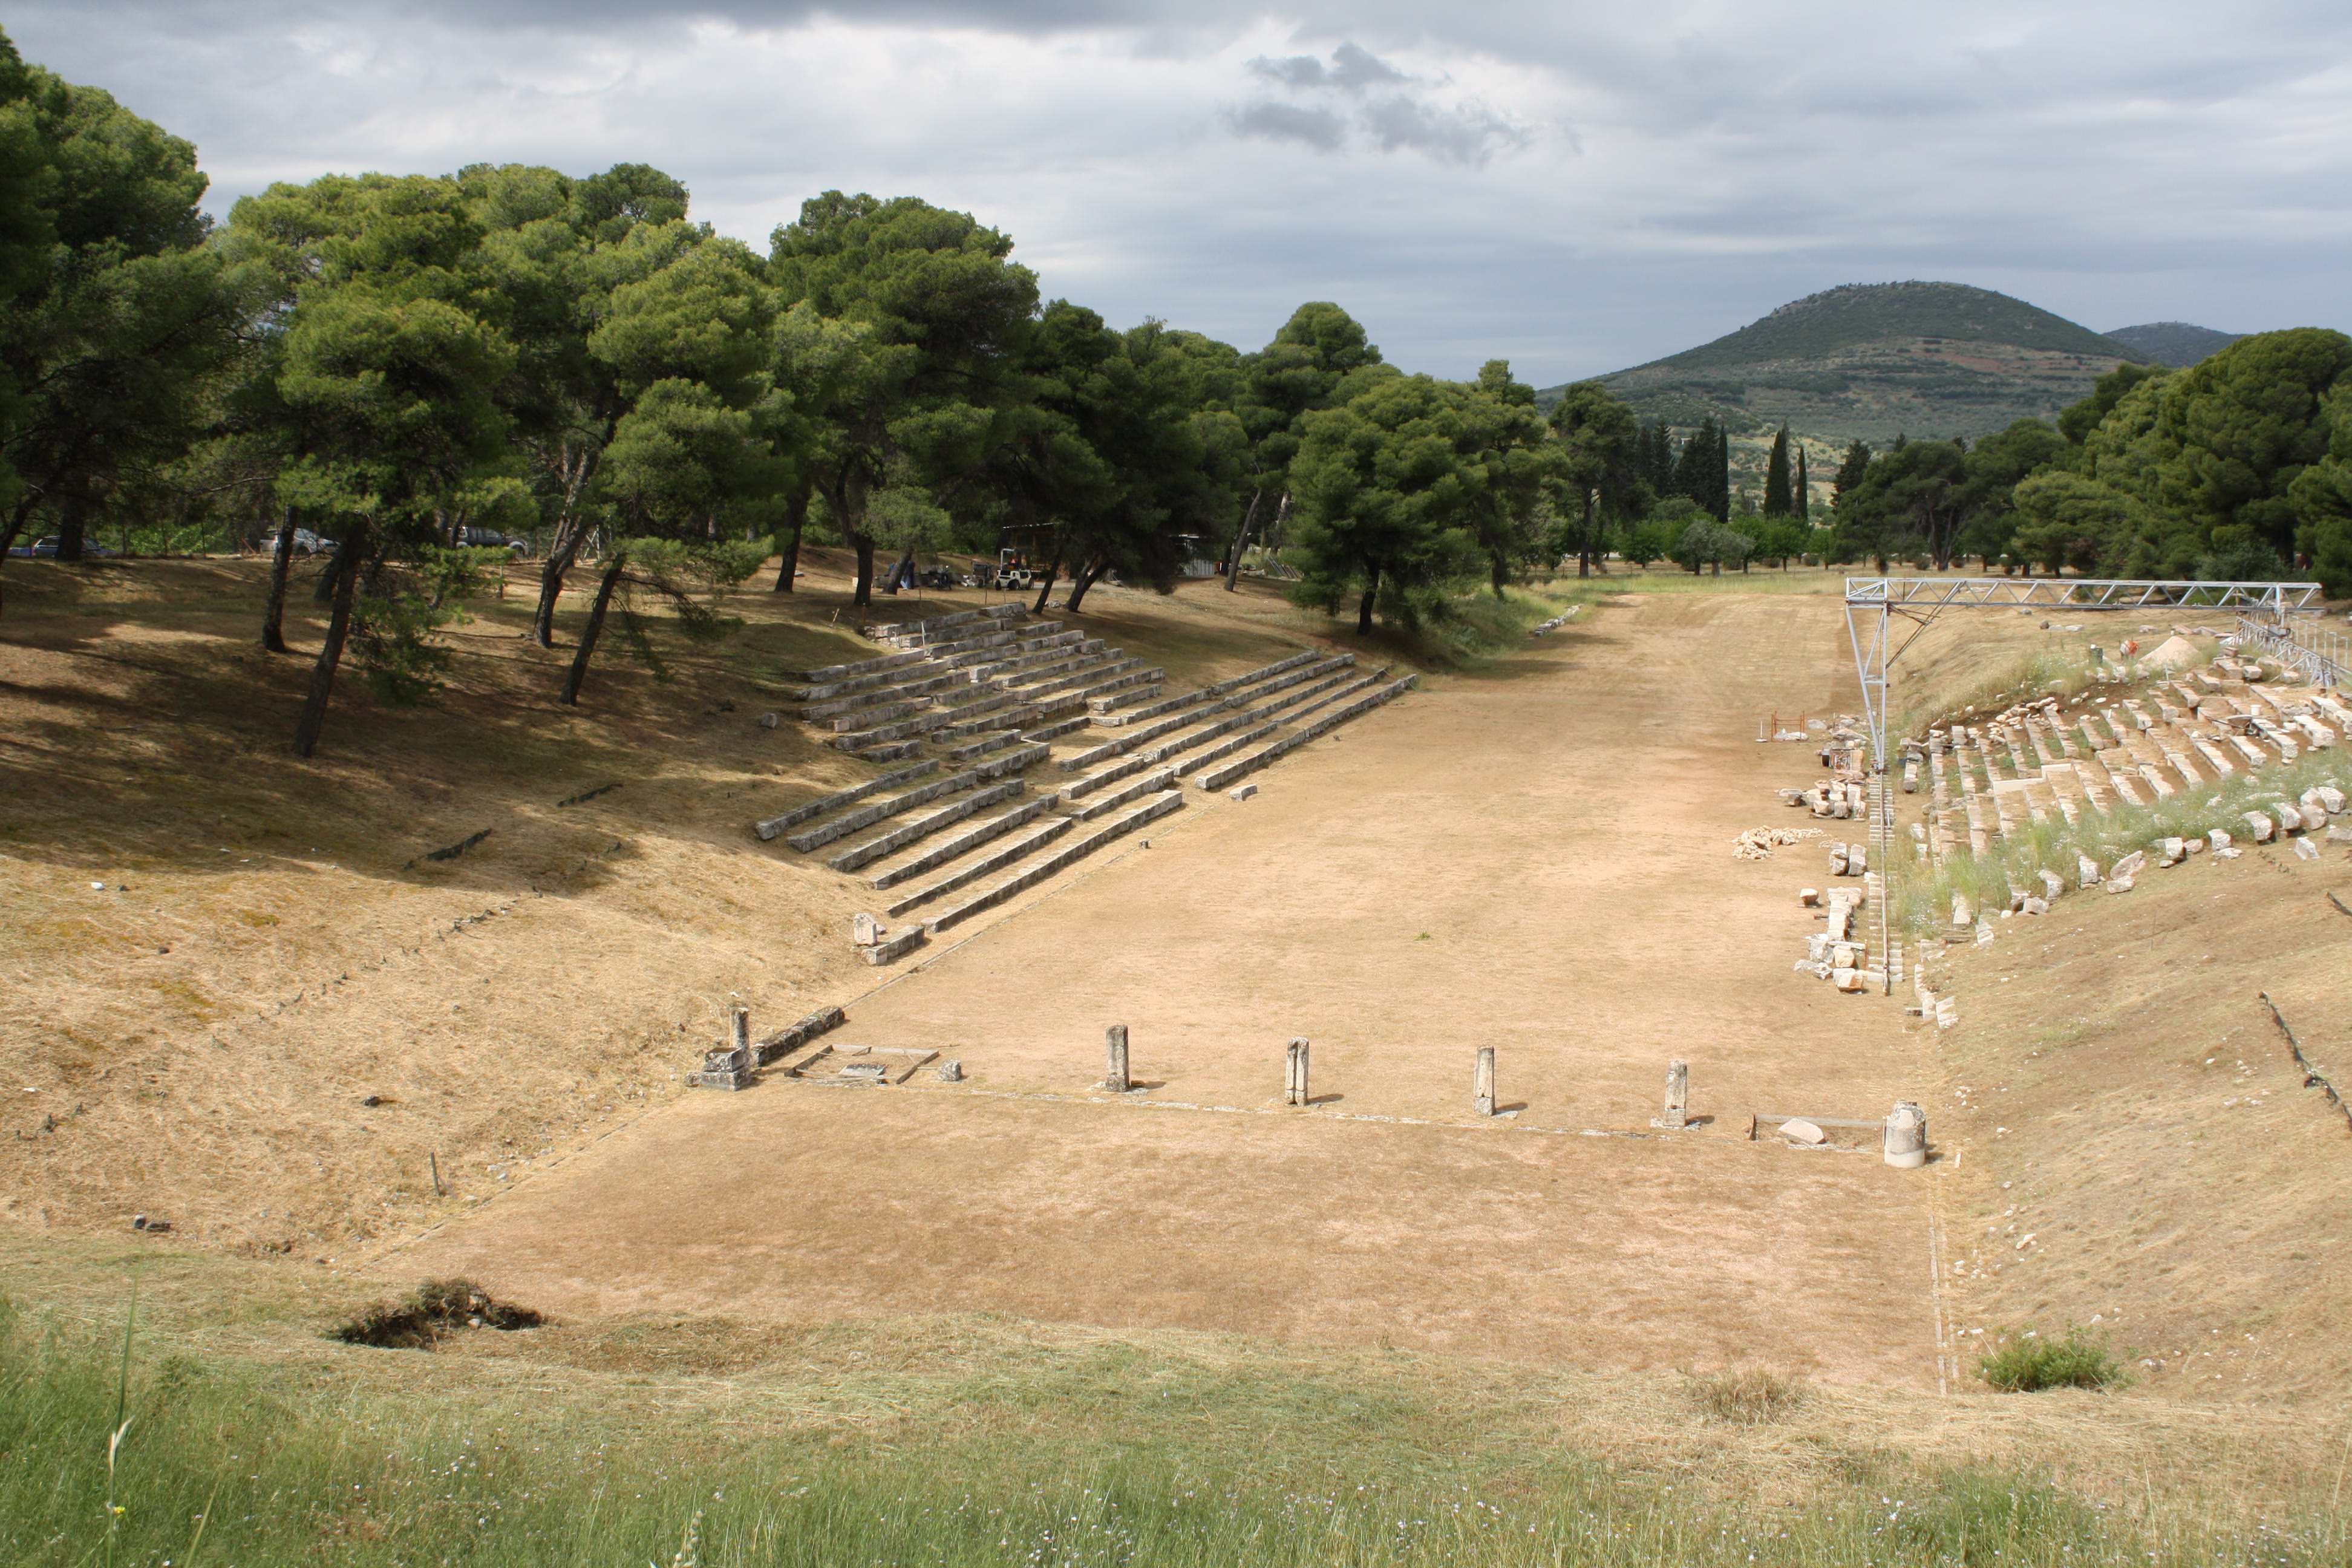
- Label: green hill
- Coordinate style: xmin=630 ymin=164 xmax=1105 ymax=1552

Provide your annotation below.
xmin=2102 ymin=321 xmax=2240 ymax=367
xmin=1543 ymin=281 xmax=2135 ymax=458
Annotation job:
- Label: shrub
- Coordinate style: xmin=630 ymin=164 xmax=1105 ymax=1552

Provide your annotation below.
xmin=1976 ymin=1327 xmax=2131 ymax=1392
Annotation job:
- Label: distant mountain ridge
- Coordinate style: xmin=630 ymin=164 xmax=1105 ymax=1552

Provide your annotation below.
xmin=1540 ymin=281 xmax=2135 ymax=453
xmin=2102 ymin=321 xmax=2240 ymax=367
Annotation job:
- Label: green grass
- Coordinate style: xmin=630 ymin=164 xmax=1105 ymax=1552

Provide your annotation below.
xmin=4 ymin=1293 xmax=2347 ymax=1567
xmin=1895 ymin=749 xmax=2345 ymax=938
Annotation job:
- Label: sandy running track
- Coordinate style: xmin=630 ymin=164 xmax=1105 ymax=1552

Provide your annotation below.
xmin=400 ymin=589 xmax=1945 ymax=1385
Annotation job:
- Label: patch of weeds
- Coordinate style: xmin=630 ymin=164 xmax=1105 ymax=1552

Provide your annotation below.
xmin=1688 ymin=1367 xmax=1808 ymax=1424
xmin=1976 ymin=1325 xmax=2131 ymax=1392
xmin=332 ymin=1277 xmax=544 ymax=1349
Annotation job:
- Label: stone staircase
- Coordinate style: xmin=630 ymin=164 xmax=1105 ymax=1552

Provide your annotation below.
xmin=754 ymin=608 xmax=1417 ymax=960
xmin=1910 ymin=658 xmax=2348 ymax=865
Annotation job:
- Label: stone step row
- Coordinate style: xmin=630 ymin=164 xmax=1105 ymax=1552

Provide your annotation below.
xmin=1007 ymin=654 xmax=1142 ymax=702
xmin=794 ymin=645 xmax=932 ymax=687
xmin=798 ymin=667 xmax=958 ymax=720
xmin=926 ymin=791 xmax=1184 ymax=935
xmin=786 ymin=658 xmax=949 ymax=705
xmin=869 ymin=792 xmax=1060 ymax=891
xmin=962 ymin=635 xmax=1100 ymax=684
xmin=1070 ymin=766 xmax=1176 ymax=822
xmin=1201 ymin=649 xmax=1324 ymax=698
xmin=867 ymin=603 xmax=1027 ymax=647
xmin=754 ymin=759 xmax=939 ymax=840
xmin=782 ymin=766 xmax=987 ymax=852
xmin=1195 ymin=676 xmax=1414 ymax=792
xmin=882 ymin=814 xmax=1073 ymax=916
xmin=828 ymin=778 xmax=1027 ymax=873
xmin=1089 ymin=681 xmax=1170 ymax=717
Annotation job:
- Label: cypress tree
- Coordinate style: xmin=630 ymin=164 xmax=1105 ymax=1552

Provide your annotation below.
xmin=1795 ymin=443 xmax=1809 ymax=521
xmin=1714 ymin=423 xmax=1731 ymax=521
xmin=1762 ymin=426 xmax=1791 ymax=516
xmin=1669 ymin=419 xmax=1713 ymax=506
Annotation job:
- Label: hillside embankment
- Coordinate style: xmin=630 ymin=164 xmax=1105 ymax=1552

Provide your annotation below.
xmin=0 ymin=549 xmax=1333 ymax=1252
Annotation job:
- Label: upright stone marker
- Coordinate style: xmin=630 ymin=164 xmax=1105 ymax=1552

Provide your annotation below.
xmin=1284 ymin=1037 xmax=1310 ymax=1105
xmin=1103 ymin=1024 xmax=1131 ymax=1092
xmin=1652 ymin=1059 xmax=1689 ymax=1129
xmin=1473 ymin=1047 xmax=1496 ymax=1117
xmin=1883 ymin=1100 xmax=1928 ymax=1169
xmin=730 ymin=1005 xmax=752 ymax=1071
xmin=852 ymin=913 xmax=882 ymax=946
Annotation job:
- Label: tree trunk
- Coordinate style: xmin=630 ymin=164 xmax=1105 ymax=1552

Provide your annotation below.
xmin=1065 ymin=554 xmax=1107 ymax=614
xmin=881 ymin=548 xmax=914 ymax=595
xmin=1356 ymin=564 xmax=1380 ymax=635
xmin=55 ymin=489 xmax=88 ymax=562
xmin=261 ymin=505 xmax=297 ymax=653
xmin=293 ymin=524 xmax=368 ymax=758
xmin=1579 ymin=489 xmax=1597 ymax=578
xmin=0 ymin=489 xmax=47 ymax=618
xmin=561 ymin=556 xmax=626 ymax=707
xmin=851 ymin=533 xmax=875 ymax=607
xmin=1223 ymin=489 xmax=1263 ymax=592
xmin=772 ymin=491 xmax=807 ymax=592
xmin=1030 ymin=551 xmax=1061 ymax=615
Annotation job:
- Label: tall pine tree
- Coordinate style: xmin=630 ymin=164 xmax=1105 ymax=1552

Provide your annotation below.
xmin=1762 ymin=426 xmax=1791 ymax=516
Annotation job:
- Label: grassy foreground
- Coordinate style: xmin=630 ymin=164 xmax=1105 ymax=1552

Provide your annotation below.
xmin=4 ymin=1290 xmax=2345 ymax=1568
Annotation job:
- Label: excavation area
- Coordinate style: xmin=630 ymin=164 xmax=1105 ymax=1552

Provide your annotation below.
xmin=403 ymin=587 xmax=1942 ymax=1382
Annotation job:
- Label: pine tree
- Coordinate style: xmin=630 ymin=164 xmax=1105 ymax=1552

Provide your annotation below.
xmin=1762 ymin=426 xmax=1791 ymax=516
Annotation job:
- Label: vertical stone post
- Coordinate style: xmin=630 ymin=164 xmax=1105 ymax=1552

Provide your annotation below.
xmin=852 ymin=913 xmax=881 ymax=946
xmin=1652 ymin=1059 xmax=1688 ymax=1129
xmin=731 ymin=1005 xmax=753 ymax=1073
xmin=1284 ymin=1037 xmax=1310 ymax=1105
xmin=1472 ymin=1047 xmax=1495 ymax=1117
xmin=1884 ymin=1100 xmax=1928 ymax=1169
xmin=1103 ymin=1024 xmax=1130 ymax=1093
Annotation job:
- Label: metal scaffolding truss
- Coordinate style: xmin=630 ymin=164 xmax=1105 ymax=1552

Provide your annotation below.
xmin=1845 ymin=577 xmax=2324 ymax=614
xmin=1841 ymin=577 xmax=2326 ymax=769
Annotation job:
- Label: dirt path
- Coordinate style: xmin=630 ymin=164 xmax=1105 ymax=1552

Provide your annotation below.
xmin=403 ymin=589 xmax=1945 ymax=1384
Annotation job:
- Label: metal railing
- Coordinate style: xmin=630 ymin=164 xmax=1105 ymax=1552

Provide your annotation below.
xmin=2233 ymin=614 xmax=2348 ymax=689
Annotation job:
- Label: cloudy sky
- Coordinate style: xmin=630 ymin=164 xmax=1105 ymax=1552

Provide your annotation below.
xmin=12 ymin=1 xmax=2350 ymax=382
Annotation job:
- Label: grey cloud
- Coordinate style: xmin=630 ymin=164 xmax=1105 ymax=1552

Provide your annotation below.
xmin=1247 ymin=42 xmax=1409 ymax=93
xmin=1229 ymin=101 xmax=1347 ymax=151
xmin=1360 ymin=95 xmax=1524 ymax=165
xmin=1327 ymin=42 xmax=1408 ymax=90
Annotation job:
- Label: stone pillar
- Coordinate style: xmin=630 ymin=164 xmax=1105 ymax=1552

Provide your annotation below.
xmin=852 ymin=913 xmax=881 ymax=946
xmin=1883 ymin=1100 xmax=1927 ymax=1169
xmin=1472 ymin=1047 xmax=1495 ymax=1117
xmin=1652 ymin=1059 xmax=1688 ymax=1129
xmin=1284 ymin=1037 xmax=1310 ymax=1105
xmin=731 ymin=1005 xmax=752 ymax=1072
xmin=1103 ymin=1024 xmax=1130 ymax=1092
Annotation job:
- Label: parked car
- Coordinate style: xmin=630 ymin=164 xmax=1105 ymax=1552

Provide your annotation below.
xmin=8 ymin=535 xmax=116 ymax=558
xmin=292 ymin=528 xmax=338 ymax=555
xmin=457 ymin=526 xmax=529 ymax=556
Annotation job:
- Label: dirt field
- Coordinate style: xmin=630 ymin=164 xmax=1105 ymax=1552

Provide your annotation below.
xmin=397 ymin=586 xmax=1958 ymax=1383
